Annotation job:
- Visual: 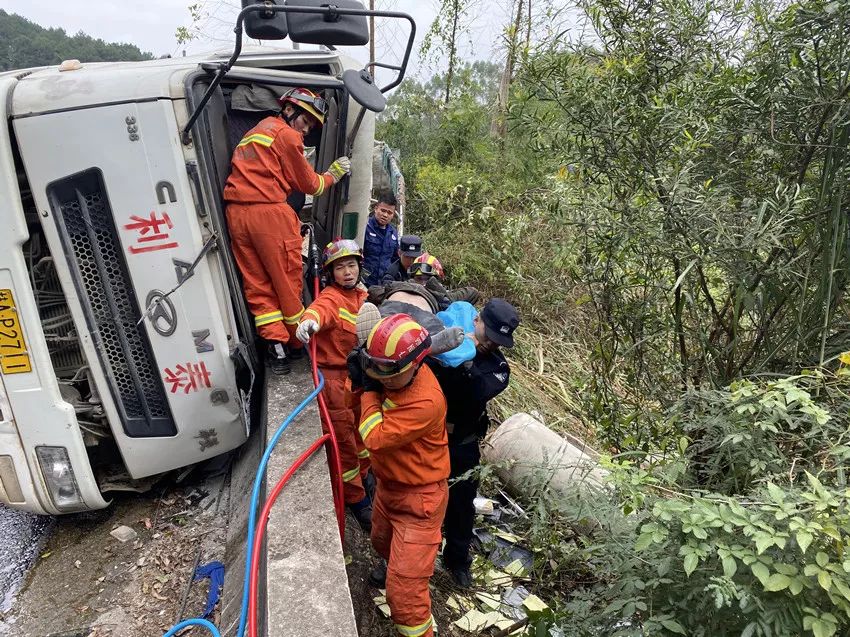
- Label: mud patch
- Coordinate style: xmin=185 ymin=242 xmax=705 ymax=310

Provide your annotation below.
xmin=0 ymin=505 xmax=53 ymax=619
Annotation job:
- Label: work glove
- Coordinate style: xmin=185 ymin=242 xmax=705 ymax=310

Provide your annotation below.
xmin=347 ymin=346 xmax=367 ymax=390
xmin=362 ymin=375 xmax=383 ymax=394
xmin=295 ymin=319 xmax=319 ymax=344
xmin=328 ymin=156 xmax=351 ymax=183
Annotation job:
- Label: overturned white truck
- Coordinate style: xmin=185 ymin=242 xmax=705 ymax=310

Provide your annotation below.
xmin=0 ymin=2 xmax=414 ymax=515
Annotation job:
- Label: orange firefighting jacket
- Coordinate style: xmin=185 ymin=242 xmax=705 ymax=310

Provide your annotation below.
xmin=301 ymin=285 xmax=367 ymax=369
xmin=223 ymin=116 xmax=334 ymax=204
xmin=359 ymin=365 xmax=449 ymax=486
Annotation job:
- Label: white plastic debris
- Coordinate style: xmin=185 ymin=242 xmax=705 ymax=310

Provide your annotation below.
xmin=474 ymin=496 xmax=497 ymax=515
xmin=109 ymin=525 xmax=138 ymax=543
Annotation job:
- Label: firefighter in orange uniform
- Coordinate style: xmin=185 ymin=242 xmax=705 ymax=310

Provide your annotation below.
xmin=357 ymin=314 xmax=449 ymax=637
xmin=295 ymin=239 xmax=372 ymax=530
xmin=224 ymin=87 xmax=351 ymax=374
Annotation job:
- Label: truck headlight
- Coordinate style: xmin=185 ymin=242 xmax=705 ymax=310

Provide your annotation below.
xmin=35 ymin=446 xmax=84 ymax=511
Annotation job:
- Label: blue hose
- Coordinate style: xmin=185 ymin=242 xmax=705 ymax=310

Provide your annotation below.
xmin=234 ymin=371 xmax=324 ymax=637
xmin=163 ymin=618 xmax=221 ymax=637
xmin=163 ymin=372 xmax=325 ymax=637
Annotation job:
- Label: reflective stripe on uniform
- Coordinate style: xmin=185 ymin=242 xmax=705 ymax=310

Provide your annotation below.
xmin=255 ymin=310 xmax=283 ymax=326
xmin=382 ymin=398 xmax=397 ymax=411
xmin=394 ymin=616 xmax=433 ymax=637
xmin=283 ymin=307 xmax=305 ymax=325
xmin=342 ymin=466 xmax=360 ymax=482
xmin=237 ymin=133 xmax=275 ymax=148
xmin=357 ymin=448 xmax=370 ymax=459
xmin=339 ymin=308 xmax=357 ymax=325
xmin=302 ymin=308 xmax=321 ymax=327
xmin=312 ymin=175 xmax=326 ymax=197
xmin=359 ymin=411 xmax=382 ymax=440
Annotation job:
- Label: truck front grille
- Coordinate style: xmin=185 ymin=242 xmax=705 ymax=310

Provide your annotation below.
xmin=47 ymin=169 xmax=176 ymax=437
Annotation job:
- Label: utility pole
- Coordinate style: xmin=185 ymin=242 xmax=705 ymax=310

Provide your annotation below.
xmin=369 ymin=0 xmax=375 ymax=72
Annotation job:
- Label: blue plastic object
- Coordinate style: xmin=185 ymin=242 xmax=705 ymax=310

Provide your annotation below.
xmin=163 ymin=618 xmax=221 ymax=637
xmin=194 ymin=561 xmax=226 ymax=618
xmin=435 ymin=301 xmax=478 ymax=367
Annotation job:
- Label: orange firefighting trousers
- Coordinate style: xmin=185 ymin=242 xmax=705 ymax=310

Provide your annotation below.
xmin=322 ymin=370 xmax=366 ymax=504
xmin=347 ymin=385 xmax=372 ymax=482
xmin=226 ymin=202 xmax=305 ymax=346
xmin=371 ymin=479 xmax=448 ymax=637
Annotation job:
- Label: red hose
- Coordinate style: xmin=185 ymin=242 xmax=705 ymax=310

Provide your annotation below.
xmin=311 ymin=272 xmax=346 ymax=536
xmin=310 ymin=338 xmax=346 ymax=537
xmin=244 ymin=260 xmax=349 ymax=637
xmin=248 ymin=433 xmax=330 ymax=637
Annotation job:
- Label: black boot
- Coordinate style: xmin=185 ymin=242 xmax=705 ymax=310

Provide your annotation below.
xmin=266 ymin=341 xmax=291 ymax=376
xmin=448 ymin=565 xmax=473 ymax=588
xmin=369 ymin=559 xmax=387 ymax=588
xmin=348 ymin=496 xmax=372 ymax=533
xmin=287 ymin=344 xmax=306 ymax=361
xmin=363 ymin=470 xmax=376 ymax=504
xmin=442 ymin=556 xmax=473 ymax=588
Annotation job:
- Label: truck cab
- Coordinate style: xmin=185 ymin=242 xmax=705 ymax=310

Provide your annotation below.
xmin=0 ymin=4 xmax=411 ymax=515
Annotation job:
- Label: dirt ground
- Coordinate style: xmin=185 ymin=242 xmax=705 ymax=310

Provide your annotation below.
xmin=1 ymin=468 xmax=231 ymax=637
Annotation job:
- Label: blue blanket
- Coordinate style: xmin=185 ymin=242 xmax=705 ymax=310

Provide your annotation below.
xmin=435 ymin=302 xmax=478 ymax=367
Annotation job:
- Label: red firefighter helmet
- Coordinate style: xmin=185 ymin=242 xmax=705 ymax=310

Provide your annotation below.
xmin=279 ymin=87 xmax=327 ymax=126
xmin=408 ymin=252 xmax=444 ymax=279
xmin=362 ymin=314 xmax=431 ymax=378
xmin=323 ymin=239 xmax=363 ymax=271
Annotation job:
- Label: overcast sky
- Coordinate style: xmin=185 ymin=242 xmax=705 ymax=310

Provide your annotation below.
xmin=0 ymin=0 xmax=531 ymax=85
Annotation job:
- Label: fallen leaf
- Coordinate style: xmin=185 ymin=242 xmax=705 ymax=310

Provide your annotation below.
xmin=143 ymin=517 xmax=152 ymax=529
xmin=484 ymin=569 xmax=512 ymax=587
xmin=504 ymin=559 xmax=528 ymax=577
xmin=41 ymin=551 xmax=52 ymax=559
xmin=476 ymin=591 xmax=502 ymax=610
xmin=493 ymin=530 xmax=522 ymax=544
xmin=522 ymin=594 xmax=549 ymax=613
xmin=151 ymin=590 xmax=169 ymax=602
xmin=454 ymin=609 xmax=491 ymax=633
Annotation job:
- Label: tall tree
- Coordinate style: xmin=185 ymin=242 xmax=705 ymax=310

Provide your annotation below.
xmin=421 ymin=0 xmax=474 ymax=104
xmin=0 ymin=10 xmax=153 ymax=71
xmin=491 ymin=0 xmax=525 ymax=138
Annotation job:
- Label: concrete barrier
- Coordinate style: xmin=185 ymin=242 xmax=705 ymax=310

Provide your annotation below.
xmin=482 ymin=412 xmax=607 ymax=495
xmin=221 ymin=359 xmax=358 ymax=636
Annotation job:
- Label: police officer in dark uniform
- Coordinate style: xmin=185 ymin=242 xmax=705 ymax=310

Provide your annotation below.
xmin=382 ymin=234 xmax=423 ymax=283
xmin=430 ymin=298 xmax=520 ymax=587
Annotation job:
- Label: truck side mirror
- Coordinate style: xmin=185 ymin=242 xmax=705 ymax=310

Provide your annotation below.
xmin=242 ymin=1 xmax=289 ymax=40
xmin=287 ymin=0 xmax=369 ymax=46
xmin=343 ymin=69 xmax=386 ymax=113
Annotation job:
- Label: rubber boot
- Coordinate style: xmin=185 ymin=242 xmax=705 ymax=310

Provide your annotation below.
xmin=348 ymin=496 xmax=372 ymax=533
xmin=368 ymin=558 xmax=387 ymax=588
xmin=266 ymin=341 xmax=291 ymax=376
xmin=287 ymin=343 xmax=305 ymax=361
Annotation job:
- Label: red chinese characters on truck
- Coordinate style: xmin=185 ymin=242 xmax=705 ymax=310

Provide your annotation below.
xmin=124 ymin=212 xmax=179 ymax=254
xmin=163 ymin=362 xmax=212 ymax=394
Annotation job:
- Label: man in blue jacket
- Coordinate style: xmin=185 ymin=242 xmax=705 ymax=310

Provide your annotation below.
xmin=362 ymin=191 xmax=399 ymax=286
